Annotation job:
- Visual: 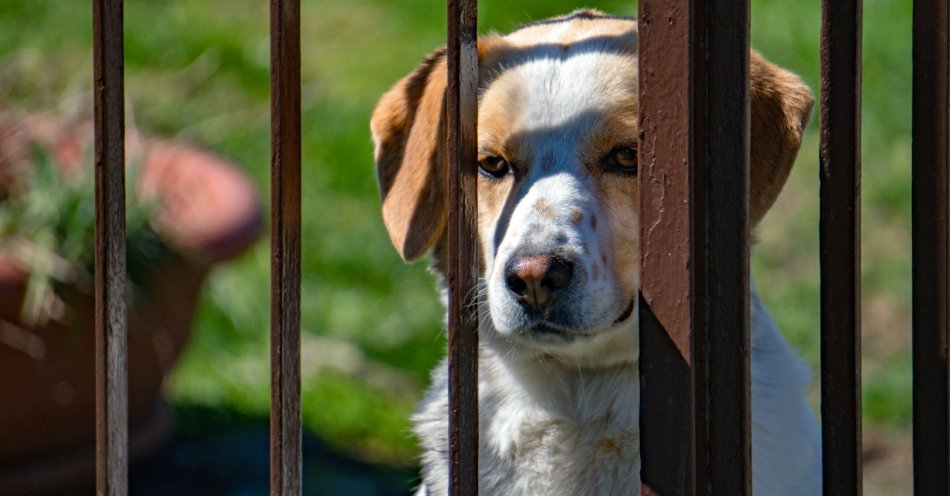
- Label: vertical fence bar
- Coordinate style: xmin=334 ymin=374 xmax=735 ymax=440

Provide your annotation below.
xmin=445 ymin=0 xmax=479 ymax=494
xmin=912 ymin=0 xmax=950 ymax=493
xmin=637 ymin=0 xmax=696 ymax=492
xmin=639 ymin=0 xmax=751 ymax=493
xmin=819 ymin=1 xmax=863 ymax=494
xmin=269 ymin=0 xmax=302 ymax=494
xmin=696 ymin=2 xmax=752 ymax=493
xmin=93 ymin=0 xmax=128 ymax=494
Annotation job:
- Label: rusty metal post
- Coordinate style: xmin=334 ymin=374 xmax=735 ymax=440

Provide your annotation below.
xmin=639 ymin=0 xmax=751 ymax=494
xmin=93 ymin=0 xmax=128 ymax=494
xmin=270 ymin=0 xmax=302 ymax=494
xmin=637 ymin=0 xmax=696 ymax=491
xmin=445 ymin=0 xmax=479 ymax=494
xmin=695 ymin=3 xmax=752 ymax=492
xmin=912 ymin=0 xmax=950 ymax=493
xmin=819 ymin=0 xmax=863 ymax=494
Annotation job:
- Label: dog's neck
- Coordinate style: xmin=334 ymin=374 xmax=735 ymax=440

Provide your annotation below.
xmin=479 ymin=335 xmax=640 ymax=427
xmin=480 ymin=315 xmax=639 ymax=366
xmin=474 ymin=342 xmax=642 ymax=495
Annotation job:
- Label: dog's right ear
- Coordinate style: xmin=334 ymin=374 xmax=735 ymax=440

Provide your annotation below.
xmin=371 ymin=48 xmax=449 ymax=262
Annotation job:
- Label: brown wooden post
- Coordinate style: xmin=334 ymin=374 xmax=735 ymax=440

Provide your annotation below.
xmin=639 ymin=0 xmax=751 ymax=493
xmin=912 ymin=0 xmax=950 ymax=493
xmin=269 ymin=0 xmax=303 ymax=494
xmin=93 ymin=0 xmax=129 ymax=494
xmin=445 ymin=0 xmax=479 ymax=494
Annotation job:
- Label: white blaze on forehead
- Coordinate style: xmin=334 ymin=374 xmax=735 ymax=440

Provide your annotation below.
xmin=508 ymin=172 xmax=586 ymax=230
xmin=490 ymin=51 xmax=637 ymax=134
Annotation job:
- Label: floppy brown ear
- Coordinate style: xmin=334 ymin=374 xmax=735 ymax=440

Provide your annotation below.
xmin=749 ymin=51 xmax=815 ymax=227
xmin=371 ymin=48 xmax=449 ymax=262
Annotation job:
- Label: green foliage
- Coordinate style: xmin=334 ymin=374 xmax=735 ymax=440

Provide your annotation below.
xmin=0 ymin=0 xmax=916 ymax=467
xmin=0 ymin=144 xmax=169 ymax=325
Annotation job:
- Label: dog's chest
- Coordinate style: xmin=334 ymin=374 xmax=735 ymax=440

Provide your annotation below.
xmin=477 ymin=359 xmax=641 ymax=496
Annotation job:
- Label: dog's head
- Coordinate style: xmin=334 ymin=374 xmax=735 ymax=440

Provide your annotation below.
xmin=371 ymin=10 xmax=813 ymax=366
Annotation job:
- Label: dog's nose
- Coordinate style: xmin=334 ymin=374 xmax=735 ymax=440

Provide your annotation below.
xmin=505 ymin=255 xmax=573 ymax=310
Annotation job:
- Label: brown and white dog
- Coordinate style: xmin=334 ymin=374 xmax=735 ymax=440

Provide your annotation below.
xmin=371 ymin=10 xmax=820 ymax=495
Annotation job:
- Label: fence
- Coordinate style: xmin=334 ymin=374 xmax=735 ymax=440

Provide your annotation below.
xmin=88 ymin=0 xmax=948 ymax=495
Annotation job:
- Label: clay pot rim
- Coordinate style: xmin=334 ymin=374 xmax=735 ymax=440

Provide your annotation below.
xmin=138 ymin=138 xmax=264 ymax=266
xmin=0 ymin=114 xmax=264 ymax=284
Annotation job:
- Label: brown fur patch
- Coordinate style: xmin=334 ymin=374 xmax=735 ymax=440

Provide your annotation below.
xmin=748 ymin=51 xmax=814 ymax=226
xmin=570 ymin=210 xmax=584 ymax=225
xmin=598 ymin=437 xmax=621 ymax=456
xmin=370 ymin=48 xmax=448 ymax=261
xmin=533 ymin=197 xmax=556 ymax=220
xmin=477 ymin=75 xmax=524 ymax=162
xmin=600 ymin=181 xmax=640 ymax=294
xmin=503 ymin=11 xmax=637 ymax=52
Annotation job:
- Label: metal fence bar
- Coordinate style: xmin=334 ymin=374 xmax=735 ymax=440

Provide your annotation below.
xmin=269 ymin=0 xmax=302 ymax=494
xmin=639 ymin=0 xmax=751 ymax=493
xmin=637 ymin=0 xmax=697 ymax=492
xmin=912 ymin=0 xmax=950 ymax=493
xmin=445 ymin=0 xmax=479 ymax=494
xmin=818 ymin=1 xmax=863 ymax=494
xmin=697 ymin=2 xmax=752 ymax=493
xmin=93 ymin=0 xmax=128 ymax=494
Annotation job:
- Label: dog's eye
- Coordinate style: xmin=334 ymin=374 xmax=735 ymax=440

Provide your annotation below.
xmin=478 ymin=156 xmax=510 ymax=178
xmin=604 ymin=146 xmax=638 ymax=174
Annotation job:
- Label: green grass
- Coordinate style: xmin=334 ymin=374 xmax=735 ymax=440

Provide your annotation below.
xmin=750 ymin=0 xmax=915 ymax=431
xmin=0 ymin=0 xmax=915 ymax=468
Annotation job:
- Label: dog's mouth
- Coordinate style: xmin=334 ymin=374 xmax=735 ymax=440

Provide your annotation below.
xmin=612 ymin=299 xmax=635 ymax=325
xmin=529 ymin=323 xmax=584 ymax=340
xmin=525 ymin=298 xmax=635 ymax=341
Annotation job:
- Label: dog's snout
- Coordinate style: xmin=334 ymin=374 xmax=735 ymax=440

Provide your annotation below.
xmin=505 ymin=255 xmax=574 ymax=310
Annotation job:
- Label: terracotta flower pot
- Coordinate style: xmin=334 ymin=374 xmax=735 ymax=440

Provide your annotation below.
xmin=0 ymin=115 xmax=263 ymax=494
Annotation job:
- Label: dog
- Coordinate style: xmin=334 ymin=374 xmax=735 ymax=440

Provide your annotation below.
xmin=371 ymin=10 xmax=821 ymax=495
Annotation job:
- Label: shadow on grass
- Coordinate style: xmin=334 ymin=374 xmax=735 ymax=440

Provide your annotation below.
xmin=130 ymin=404 xmax=418 ymax=496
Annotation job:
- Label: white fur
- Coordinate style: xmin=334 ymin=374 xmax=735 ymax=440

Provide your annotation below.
xmin=414 ymin=290 xmax=821 ymax=495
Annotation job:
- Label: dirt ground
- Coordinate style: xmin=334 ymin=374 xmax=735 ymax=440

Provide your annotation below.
xmin=864 ymin=427 xmax=913 ymax=495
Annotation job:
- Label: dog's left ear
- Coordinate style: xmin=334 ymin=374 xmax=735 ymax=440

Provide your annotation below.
xmin=371 ymin=47 xmax=449 ymax=262
xmin=749 ymin=51 xmax=814 ymax=227
xmin=371 ymin=38 xmax=506 ymax=262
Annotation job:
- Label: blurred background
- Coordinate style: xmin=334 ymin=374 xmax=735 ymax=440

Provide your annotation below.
xmin=0 ymin=0 xmax=912 ymax=494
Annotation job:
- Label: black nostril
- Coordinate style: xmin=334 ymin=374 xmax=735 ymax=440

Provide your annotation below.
xmin=506 ymin=273 xmax=529 ymax=296
xmin=504 ymin=255 xmax=574 ymax=309
xmin=541 ymin=258 xmax=573 ymax=290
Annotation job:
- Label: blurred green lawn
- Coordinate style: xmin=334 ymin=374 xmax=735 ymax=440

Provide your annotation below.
xmin=1 ymin=0 xmax=913 ymax=475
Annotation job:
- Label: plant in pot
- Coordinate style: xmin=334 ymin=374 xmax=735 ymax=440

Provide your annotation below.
xmin=0 ymin=113 xmax=263 ymax=494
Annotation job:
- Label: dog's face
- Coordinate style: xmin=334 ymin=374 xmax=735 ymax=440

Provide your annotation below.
xmin=371 ymin=10 xmax=813 ymax=366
